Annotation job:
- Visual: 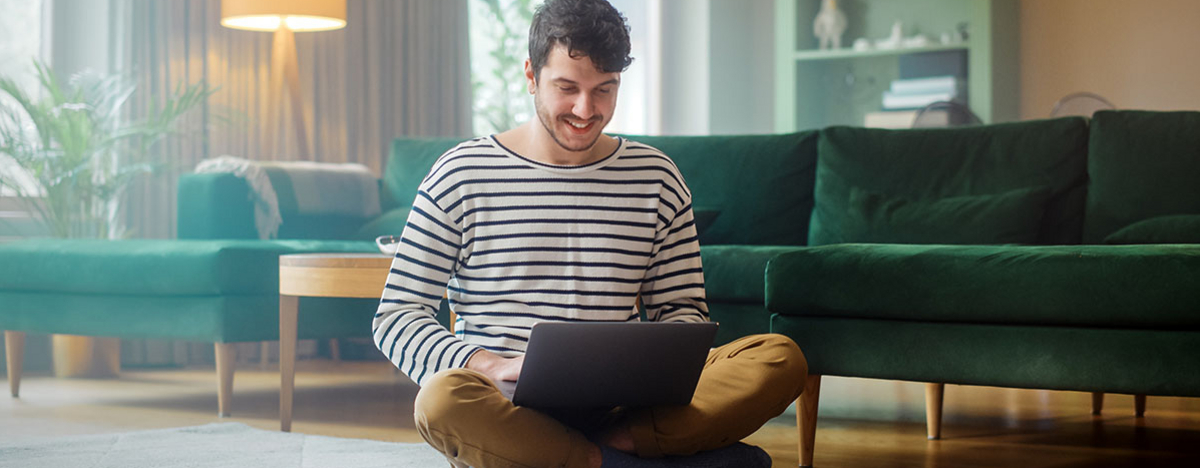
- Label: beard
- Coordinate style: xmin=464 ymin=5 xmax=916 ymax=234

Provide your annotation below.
xmin=534 ymin=90 xmax=605 ymax=153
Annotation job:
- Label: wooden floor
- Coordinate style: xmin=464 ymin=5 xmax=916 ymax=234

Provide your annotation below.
xmin=3 ymin=360 xmax=1199 ymax=467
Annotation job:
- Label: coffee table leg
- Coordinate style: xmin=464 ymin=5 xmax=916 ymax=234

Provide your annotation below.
xmin=280 ymin=294 xmax=299 ymax=432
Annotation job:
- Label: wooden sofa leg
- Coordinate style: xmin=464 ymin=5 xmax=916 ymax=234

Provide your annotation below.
xmin=1091 ymin=392 xmax=1104 ymax=415
xmin=215 ymin=343 xmax=236 ymax=417
xmin=925 ymin=383 xmax=945 ymax=440
xmin=5 ymin=331 xmax=25 ymax=398
xmin=1134 ymin=394 xmax=1147 ymax=417
xmin=798 ymin=374 xmax=821 ymax=468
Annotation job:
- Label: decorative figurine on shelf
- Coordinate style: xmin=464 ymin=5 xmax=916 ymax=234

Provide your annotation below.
xmin=875 ymin=20 xmax=904 ymax=49
xmin=813 ymin=0 xmax=847 ymax=50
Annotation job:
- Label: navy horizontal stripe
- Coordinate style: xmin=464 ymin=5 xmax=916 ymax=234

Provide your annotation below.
xmin=457 ymin=328 xmax=530 ymax=342
xmin=390 ymin=267 xmax=448 ymax=288
xmin=400 ymin=236 xmax=457 ymax=263
xmin=464 ymin=218 xmax=657 ymax=232
xmin=449 ymin=284 xmax=638 ymax=298
xmin=375 ymin=302 xmax=436 ymax=315
xmin=461 ymin=260 xmax=647 ymax=271
xmin=450 ymin=298 xmax=634 ymax=312
xmin=454 ymin=272 xmax=644 ymax=284
xmin=447 ymin=190 xmax=661 ymax=211
xmin=404 ymin=221 xmax=460 ymax=250
xmin=466 ymin=231 xmax=656 ymax=247
xmin=642 ymin=282 xmax=706 ymax=297
xmin=434 ymin=178 xmax=671 ymax=203
xmin=394 ymin=252 xmax=453 ymax=275
xmin=600 ymin=165 xmax=687 ymax=195
xmin=648 ymin=251 xmax=702 ymax=270
xmin=457 ymin=204 xmax=659 ymax=224
xmin=469 ymin=246 xmax=651 ymax=259
xmin=646 ymin=267 xmax=705 ymax=283
xmin=450 ymin=309 xmax=630 ymax=324
xmin=385 ymin=283 xmax=444 ymax=301
xmin=428 ymin=164 xmax=532 ymax=191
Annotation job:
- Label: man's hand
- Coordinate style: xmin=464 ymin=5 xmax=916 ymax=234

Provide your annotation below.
xmin=465 ymin=349 xmax=524 ymax=383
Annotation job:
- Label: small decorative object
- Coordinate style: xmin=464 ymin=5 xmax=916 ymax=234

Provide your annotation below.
xmin=902 ymin=35 xmax=930 ymax=48
xmin=875 ymin=21 xmax=904 ymax=49
xmin=813 ymin=0 xmax=848 ymax=50
xmin=376 ymin=235 xmax=402 ymax=255
xmin=853 ymin=37 xmax=872 ymax=51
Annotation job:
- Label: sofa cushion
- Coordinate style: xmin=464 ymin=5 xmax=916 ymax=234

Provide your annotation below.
xmin=0 ymin=239 xmax=377 ymax=296
xmin=765 ymin=243 xmax=1200 ymax=329
xmin=809 ymin=185 xmax=1053 ymax=245
xmin=1104 ymin=215 xmax=1200 ymax=245
xmin=1085 ymin=110 xmax=1200 ymax=243
xmin=810 ymin=118 xmax=1090 ymax=246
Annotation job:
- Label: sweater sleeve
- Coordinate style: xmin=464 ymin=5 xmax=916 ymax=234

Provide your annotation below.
xmin=372 ymin=190 xmax=482 ymax=386
xmin=641 ymin=201 xmax=709 ymax=323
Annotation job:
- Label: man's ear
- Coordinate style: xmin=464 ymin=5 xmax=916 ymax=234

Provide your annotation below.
xmin=524 ymin=59 xmax=536 ymax=94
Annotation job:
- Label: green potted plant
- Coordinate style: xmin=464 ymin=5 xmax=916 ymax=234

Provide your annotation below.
xmin=0 ymin=61 xmax=214 ymax=239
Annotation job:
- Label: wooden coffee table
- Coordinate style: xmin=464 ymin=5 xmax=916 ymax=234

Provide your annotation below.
xmin=277 ymin=253 xmax=392 ymax=432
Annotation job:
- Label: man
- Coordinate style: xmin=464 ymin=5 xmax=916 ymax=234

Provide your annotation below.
xmin=373 ymin=0 xmax=807 ymax=466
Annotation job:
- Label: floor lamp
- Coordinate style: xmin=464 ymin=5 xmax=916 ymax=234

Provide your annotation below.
xmin=220 ymin=0 xmax=347 ymax=160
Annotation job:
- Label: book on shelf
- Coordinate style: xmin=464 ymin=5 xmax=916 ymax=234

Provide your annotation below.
xmin=889 ymin=75 xmax=963 ymax=95
xmin=864 ymin=110 xmax=918 ymax=129
xmin=881 ymin=75 xmax=966 ymax=110
xmin=882 ymin=91 xmax=958 ymax=110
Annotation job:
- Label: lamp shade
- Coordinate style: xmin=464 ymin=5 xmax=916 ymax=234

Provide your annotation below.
xmin=220 ymin=0 xmax=347 ymax=32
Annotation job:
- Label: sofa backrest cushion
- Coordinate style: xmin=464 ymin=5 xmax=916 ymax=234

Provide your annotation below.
xmin=810 ymin=118 xmax=1090 ymax=246
xmin=1084 ymin=110 xmax=1200 ymax=243
xmin=385 ymin=132 xmax=820 ymax=246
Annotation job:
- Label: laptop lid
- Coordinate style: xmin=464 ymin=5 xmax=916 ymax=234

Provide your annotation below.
xmin=498 ymin=321 xmax=718 ymax=409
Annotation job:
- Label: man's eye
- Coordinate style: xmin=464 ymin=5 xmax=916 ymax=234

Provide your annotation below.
xmin=560 ymin=87 xmax=576 ymax=93
xmin=596 ymin=88 xmax=612 ymax=94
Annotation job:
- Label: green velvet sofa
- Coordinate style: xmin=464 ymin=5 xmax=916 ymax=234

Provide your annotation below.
xmin=764 ymin=110 xmax=1200 ymax=467
xmin=0 ymin=132 xmax=818 ymax=414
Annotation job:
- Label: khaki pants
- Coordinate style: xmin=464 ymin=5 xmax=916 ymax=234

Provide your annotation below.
xmin=413 ymin=334 xmax=808 ymax=468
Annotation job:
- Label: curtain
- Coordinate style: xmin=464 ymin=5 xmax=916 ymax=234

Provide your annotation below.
xmin=109 ymin=0 xmax=472 ymax=365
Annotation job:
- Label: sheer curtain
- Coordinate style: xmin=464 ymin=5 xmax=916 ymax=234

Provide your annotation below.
xmin=112 ymin=0 xmax=472 ymax=240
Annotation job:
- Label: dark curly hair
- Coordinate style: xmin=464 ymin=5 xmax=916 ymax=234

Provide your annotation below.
xmin=528 ymin=0 xmax=633 ymax=79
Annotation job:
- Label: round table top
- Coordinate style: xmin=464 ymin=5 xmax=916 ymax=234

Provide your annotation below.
xmin=278 ymin=253 xmax=393 ymax=298
xmin=278 ymin=252 xmax=392 ymax=269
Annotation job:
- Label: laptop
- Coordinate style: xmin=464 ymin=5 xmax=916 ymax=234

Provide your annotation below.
xmin=494 ymin=321 xmax=719 ymax=409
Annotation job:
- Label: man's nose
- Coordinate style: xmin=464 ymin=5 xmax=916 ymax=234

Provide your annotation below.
xmin=572 ymin=94 xmax=594 ymax=120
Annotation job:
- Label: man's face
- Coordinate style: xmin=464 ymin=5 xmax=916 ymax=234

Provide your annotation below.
xmin=527 ymin=45 xmax=620 ymax=154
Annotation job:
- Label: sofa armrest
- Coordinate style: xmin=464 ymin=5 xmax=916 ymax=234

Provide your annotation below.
xmin=699 ymin=245 xmax=806 ymax=303
xmin=177 ymin=173 xmax=259 ymax=239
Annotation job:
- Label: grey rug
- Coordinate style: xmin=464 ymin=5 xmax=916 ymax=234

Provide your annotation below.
xmin=0 ymin=423 xmax=449 ymax=468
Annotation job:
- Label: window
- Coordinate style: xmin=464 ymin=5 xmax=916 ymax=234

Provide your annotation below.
xmin=0 ymin=0 xmax=46 ymax=198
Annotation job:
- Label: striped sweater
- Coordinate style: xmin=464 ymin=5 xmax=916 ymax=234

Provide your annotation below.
xmin=372 ymin=135 xmax=708 ymax=386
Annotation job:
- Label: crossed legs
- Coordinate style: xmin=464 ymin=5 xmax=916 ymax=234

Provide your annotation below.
xmin=413 ymin=334 xmax=807 ymax=468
